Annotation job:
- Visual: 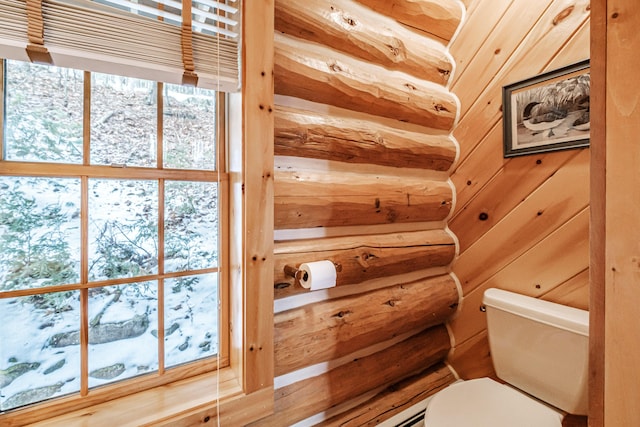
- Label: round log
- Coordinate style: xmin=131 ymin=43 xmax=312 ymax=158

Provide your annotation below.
xmin=275 ymin=0 xmax=454 ymax=84
xmin=275 ymin=105 xmax=457 ymax=171
xmin=274 ymin=274 xmax=459 ymax=375
xmin=274 ymin=33 xmax=458 ymax=131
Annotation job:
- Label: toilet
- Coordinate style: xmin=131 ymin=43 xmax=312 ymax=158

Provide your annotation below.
xmin=424 ymin=288 xmax=589 ymax=426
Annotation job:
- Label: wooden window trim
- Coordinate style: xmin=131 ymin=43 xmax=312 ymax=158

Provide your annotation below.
xmin=0 ymin=1 xmax=274 ymax=424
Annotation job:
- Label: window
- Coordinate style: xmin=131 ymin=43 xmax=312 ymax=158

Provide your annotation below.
xmin=0 ymin=59 xmax=228 ymax=413
xmin=0 ymin=2 xmax=273 ymax=425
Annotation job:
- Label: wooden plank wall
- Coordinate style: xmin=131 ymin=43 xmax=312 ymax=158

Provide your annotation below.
xmin=447 ymin=0 xmax=591 ymax=379
xmin=250 ymin=0 xmax=465 ymax=425
xmin=591 ymin=1 xmax=640 ymax=425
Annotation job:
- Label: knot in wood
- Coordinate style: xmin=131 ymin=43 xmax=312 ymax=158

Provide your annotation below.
xmin=434 ymin=103 xmax=450 ymax=113
xmin=553 ymin=6 xmax=574 ymax=25
xmin=356 ymin=252 xmax=372 ymax=268
xmin=341 ymin=14 xmax=357 ymax=27
xmin=274 ymin=282 xmax=290 ymax=290
xmin=332 ymin=310 xmax=352 ymax=318
xmin=329 ymin=62 xmax=343 ymax=73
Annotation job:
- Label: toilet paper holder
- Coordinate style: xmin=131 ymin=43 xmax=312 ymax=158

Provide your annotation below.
xmin=284 ymin=262 xmax=342 ymax=282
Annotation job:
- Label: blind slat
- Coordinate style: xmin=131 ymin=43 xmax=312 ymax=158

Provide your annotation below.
xmin=0 ymin=0 xmax=240 ymax=91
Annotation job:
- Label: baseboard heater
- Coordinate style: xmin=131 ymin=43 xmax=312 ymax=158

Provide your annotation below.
xmin=395 ymin=409 xmax=425 ymax=427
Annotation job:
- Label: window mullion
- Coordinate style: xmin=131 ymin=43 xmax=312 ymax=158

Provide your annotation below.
xmin=80 ymin=72 xmax=91 ymax=396
xmin=217 ymin=92 xmax=229 ymax=364
xmin=80 ymin=177 xmax=89 ymax=396
xmin=157 ymin=81 xmax=165 ymax=374
xmin=157 ymin=82 xmax=164 ymax=169
xmin=83 ymin=71 xmax=91 ymax=166
xmin=158 ymin=178 xmax=166 ymax=374
xmin=0 ymin=60 xmax=4 ymax=161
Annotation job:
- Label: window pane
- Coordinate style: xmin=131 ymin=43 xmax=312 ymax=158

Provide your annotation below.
xmin=164 ymin=273 xmax=218 ymax=367
xmin=0 ymin=177 xmax=81 ymax=291
xmin=165 ymin=181 xmax=218 ymax=273
xmin=4 ymin=60 xmax=83 ymax=163
xmin=91 ymin=74 xmax=157 ymax=167
xmin=163 ymin=84 xmax=216 ymax=170
xmin=88 ymin=283 xmax=158 ymax=388
xmin=88 ymin=179 xmax=158 ymax=281
xmin=0 ymin=291 xmax=81 ymax=411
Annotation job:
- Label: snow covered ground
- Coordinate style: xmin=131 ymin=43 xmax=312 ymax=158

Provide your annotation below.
xmin=0 ymin=274 xmax=218 ymax=410
xmin=0 ymin=61 xmax=220 ymax=411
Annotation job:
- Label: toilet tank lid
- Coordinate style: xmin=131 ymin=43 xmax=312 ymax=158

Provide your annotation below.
xmin=483 ymin=288 xmax=588 ymax=336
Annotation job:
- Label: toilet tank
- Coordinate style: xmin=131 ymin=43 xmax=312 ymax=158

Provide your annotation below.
xmin=483 ymin=288 xmax=589 ymax=415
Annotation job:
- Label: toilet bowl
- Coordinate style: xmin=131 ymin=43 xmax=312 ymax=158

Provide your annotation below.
xmin=424 ymin=288 xmax=589 ymax=426
xmin=424 ymin=378 xmax=563 ymax=426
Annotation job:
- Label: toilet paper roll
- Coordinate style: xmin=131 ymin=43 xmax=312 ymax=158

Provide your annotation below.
xmin=299 ymin=260 xmax=337 ymax=291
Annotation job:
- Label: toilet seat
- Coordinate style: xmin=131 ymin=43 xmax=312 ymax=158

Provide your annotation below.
xmin=424 ymin=378 xmax=564 ymax=427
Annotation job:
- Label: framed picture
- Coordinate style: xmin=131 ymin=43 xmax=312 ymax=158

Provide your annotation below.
xmin=502 ymin=60 xmax=590 ymax=158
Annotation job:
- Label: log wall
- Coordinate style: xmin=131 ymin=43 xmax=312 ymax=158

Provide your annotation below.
xmin=253 ymin=0 xmax=464 ymax=424
xmin=447 ymin=0 xmax=591 ymax=380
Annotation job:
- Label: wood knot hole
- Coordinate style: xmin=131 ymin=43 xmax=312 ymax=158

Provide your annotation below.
xmin=434 ymin=103 xmax=450 ymax=112
xmin=478 ymin=212 xmax=489 ymax=221
xmin=342 ymin=15 xmax=357 ymax=26
xmin=333 ymin=310 xmax=351 ymax=318
xmin=553 ymin=6 xmax=574 ymax=25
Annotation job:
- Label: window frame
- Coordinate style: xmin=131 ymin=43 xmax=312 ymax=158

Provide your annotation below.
xmin=0 ymin=0 xmax=274 ymax=423
xmin=0 ymin=65 xmax=229 ymax=415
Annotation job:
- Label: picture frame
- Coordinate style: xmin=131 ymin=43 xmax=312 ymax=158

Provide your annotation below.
xmin=502 ymin=60 xmax=590 ymax=158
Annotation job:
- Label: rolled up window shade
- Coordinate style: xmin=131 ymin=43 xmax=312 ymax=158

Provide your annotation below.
xmin=0 ymin=0 xmax=240 ymax=91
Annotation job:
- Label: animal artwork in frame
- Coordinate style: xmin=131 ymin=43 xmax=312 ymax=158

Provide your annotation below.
xmin=502 ymin=60 xmax=590 ymax=158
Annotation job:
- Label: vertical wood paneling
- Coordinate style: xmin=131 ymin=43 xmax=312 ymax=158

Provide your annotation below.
xmin=592 ymin=1 xmax=640 ymax=425
xmin=589 ymin=0 xmax=606 ymax=424
xmin=242 ymin=0 xmax=275 ymax=393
